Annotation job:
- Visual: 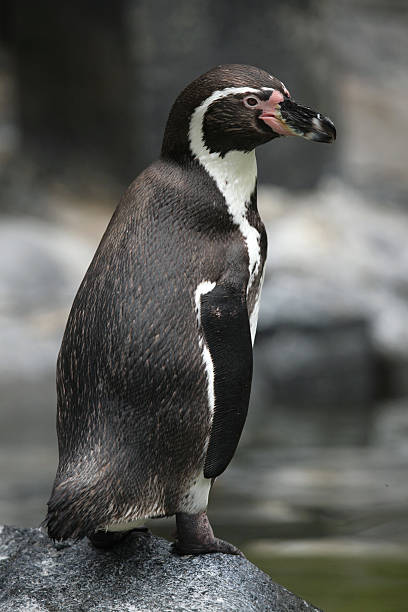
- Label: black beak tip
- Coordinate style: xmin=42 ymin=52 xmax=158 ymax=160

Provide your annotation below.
xmin=278 ymin=99 xmax=336 ymax=143
xmin=318 ymin=116 xmax=336 ymax=143
xmin=326 ymin=117 xmax=336 ymax=142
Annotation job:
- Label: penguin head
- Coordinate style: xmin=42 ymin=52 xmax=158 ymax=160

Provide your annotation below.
xmin=162 ymin=64 xmax=336 ymax=162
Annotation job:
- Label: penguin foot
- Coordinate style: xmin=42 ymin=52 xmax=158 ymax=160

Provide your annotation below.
xmin=174 ymin=536 xmax=244 ymax=557
xmin=174 ymin=511 xmax=244 ymax=557
xmin=89 ymin=526 xmax=150 ymax=550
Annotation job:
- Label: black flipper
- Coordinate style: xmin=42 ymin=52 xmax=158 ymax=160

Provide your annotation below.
xmin=200 ymin=283 xmax=253 ymax=479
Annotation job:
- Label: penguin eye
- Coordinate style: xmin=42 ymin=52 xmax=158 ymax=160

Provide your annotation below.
xmin=243 ymin=96 xmax=260 ymax=108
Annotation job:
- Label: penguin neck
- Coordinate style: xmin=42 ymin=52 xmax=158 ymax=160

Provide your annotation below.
xmin=188 ymin=105 xmax=258 ymax=219
xmin=193 ymin=148 xmax=258 ymax=219
xmin=162 ymin=142 xmax=258 ymax=221
xmin=161 ymin=112 xmax=261 ymax=296
xmin=161 ymin=97 xmax=258 ymax=217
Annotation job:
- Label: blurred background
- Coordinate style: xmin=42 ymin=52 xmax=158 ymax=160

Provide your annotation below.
xmin=1 ymin=1 xmax=408 ymax=610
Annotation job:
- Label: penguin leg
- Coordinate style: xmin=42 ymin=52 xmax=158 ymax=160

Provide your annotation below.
xmin=174 ymin=511 xmax=244 ymax=557
xmin=89 ymin=526 xmax=150 ymax=550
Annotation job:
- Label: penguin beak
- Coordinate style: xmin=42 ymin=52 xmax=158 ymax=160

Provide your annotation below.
xmin=260 ymin=93 xmax=336 ymax=143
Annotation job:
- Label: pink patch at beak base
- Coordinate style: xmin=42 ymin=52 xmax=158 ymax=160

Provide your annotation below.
xmin=260 ymin=114 xmax=294 ymax=135
xmin=266 ymin=90 xmax=285 ymax=105
xmin=259 ymin=90 xmax=294 ymax=136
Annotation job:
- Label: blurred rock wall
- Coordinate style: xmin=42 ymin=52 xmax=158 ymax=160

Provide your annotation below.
xmin=322 ymin=0 xmax=408 ymax=203
xmin=0 ymin=0 xmax=407 ymax=428
xmin=0 ymin=0 xmax=407 ymax=420
xmin=1 ymin=0 xmax=408 ymax=534
xmin=0 ymin=0 xmax=337 ymax=192
xmin=2 ymin=1 xmax=407 ymax=198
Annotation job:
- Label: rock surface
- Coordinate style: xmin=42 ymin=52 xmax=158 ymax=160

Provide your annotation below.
xmin=0 ymin=525 xmax=320 ymax=612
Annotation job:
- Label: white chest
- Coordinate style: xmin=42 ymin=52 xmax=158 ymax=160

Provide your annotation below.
xmin=198 ymin=149 xmax=261 ymax=291
xmin=189 ymin=113 xmax=261 ymax=292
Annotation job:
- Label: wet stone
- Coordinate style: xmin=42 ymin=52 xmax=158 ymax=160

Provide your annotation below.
xmin=0 ymin=525 xmax=321 ymax=612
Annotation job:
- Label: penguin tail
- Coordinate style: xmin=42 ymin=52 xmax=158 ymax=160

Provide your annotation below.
xmin=44 ymin=476 xmax=108 ymax=541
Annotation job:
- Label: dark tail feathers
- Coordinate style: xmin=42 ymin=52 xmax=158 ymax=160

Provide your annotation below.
xmin=44 ymin=478 xmax=109 ymax=541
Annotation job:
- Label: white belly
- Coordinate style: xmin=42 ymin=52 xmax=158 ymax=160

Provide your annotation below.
xmin=178 ymin=472 xmax=212 ymax=514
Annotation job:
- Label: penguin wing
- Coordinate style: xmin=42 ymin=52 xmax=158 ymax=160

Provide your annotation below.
xmin=200 ymin=282 xmax=253 ymax=479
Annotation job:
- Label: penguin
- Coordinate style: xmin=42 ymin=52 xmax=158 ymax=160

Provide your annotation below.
xmin=45 ymin=64 xmax=335 ymax=555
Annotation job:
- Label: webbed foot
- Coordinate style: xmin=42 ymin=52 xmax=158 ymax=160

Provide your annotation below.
xmin=89 ymin=526 xmax=150 ymax=549
xmin=174 ymin=511 xmax=244 ymax=557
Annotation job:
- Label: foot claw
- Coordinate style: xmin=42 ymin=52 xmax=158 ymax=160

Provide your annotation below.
xmin=174 ymin=537 xmax=244 ymax=557
xmin=213 ymin=538 xmax=245 ymax=557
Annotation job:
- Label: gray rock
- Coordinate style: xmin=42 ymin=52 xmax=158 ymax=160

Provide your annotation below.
xmin=255 ymin=180 xmax=408 ymax=401
xmin=253 ymin=317 xmax=374 ymax=409
xmin=259 ymin=181 xmax=408 ymax=359
xmin=0 ymin=525 xmax=320 ymax=612
xmin=372 ymin=398 xmax=408 ymax=457
xmin=0 ymin=217 xmax=92 ymax=315
xmin=0 ymin=216 xmax=93 ymax=380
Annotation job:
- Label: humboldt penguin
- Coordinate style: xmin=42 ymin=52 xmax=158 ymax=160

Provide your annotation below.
xmin=45 ymin=64 xmax=335 ymax=555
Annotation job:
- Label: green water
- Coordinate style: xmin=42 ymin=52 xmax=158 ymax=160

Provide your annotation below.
xmin=246 ymin=554 xmax=408 ymax=612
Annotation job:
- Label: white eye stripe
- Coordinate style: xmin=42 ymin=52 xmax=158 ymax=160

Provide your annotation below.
xmin=194 ymin=86 xmax=261 ymax=112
